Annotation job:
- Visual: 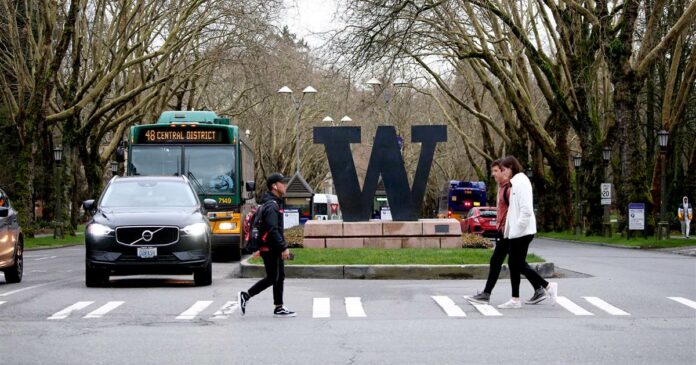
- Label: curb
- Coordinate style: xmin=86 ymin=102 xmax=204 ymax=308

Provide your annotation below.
xmin=538 ymin=237 xmax=642 ymax=250
xmin=240 ymin=257 xmax=554 ymax=280
xmin=26 ymin=243 xmax=84 ymax=251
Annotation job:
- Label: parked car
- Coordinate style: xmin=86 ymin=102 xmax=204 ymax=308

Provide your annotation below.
xmin=83 ymin=176 xmax=216 ymax=287
xmin=461 ymin=207 xmax=498 ymax=237
xmin=0 ymin=188 xmax=23 ymax=283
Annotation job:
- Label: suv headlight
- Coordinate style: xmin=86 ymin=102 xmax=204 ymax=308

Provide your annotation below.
xmin=87 ymin=223 xmax=114 ymax=236
xmin=183 ymin=222 xmax=209 ymax=236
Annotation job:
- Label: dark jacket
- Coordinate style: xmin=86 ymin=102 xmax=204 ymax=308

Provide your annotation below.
xmin=259 ymin=192 xmax=287 ymax=251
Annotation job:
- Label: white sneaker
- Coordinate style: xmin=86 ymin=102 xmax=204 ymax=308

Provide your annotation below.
xmin=546 ymin=282 xmax=558 ymax=306
xmin=497 ymin=299 xmax=522 ymax=309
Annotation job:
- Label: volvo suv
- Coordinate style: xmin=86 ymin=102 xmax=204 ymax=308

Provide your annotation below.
xmin=0 ymin=188 xmax=23 ymax=283
xmin=84 ymin=176 xmax=215 ymax=287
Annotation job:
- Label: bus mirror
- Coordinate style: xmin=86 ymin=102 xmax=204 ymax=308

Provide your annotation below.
xmin=203 ymin=199 xmax=217 ymax=210
xmin=245 ymin=181 xmax=256 ymax=192
xmin=115 ymin=146 xmax=125 ymax=163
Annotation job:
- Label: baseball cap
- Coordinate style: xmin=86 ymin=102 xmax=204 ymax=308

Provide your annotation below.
xmin=266 ymin=172 xmax=285 ymax=190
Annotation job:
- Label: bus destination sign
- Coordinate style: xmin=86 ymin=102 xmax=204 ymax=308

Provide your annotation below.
xmin=139 ymin=128 xmax=226 ymax=144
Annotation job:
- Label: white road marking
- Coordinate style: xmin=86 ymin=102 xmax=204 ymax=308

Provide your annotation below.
xmin=313 ymin=297 xmax=331 ymax=318
xmin=0 ymin=301 xmax=5 ymax=307
xmin=344 ymin=297 xmax=366 ymax=317
xmin=0 ymin=282 xmax=55 ymax=297
xmin=431 ymin=296 xmax=466 ymax=317
xmin=83 ymin=301 xmax=124 ymax=319
xmin=34 ymin=256 xmax=57 ymax=261
xmin=668 ymin=297 xmax=696 ymax=310
xmin=210 ymin=301 xmax=238 ymax=319
xmin=583 ymin=297 xmax=630 ymax=316
xmin=468 ymin=302 xmax=503 ymax=316
xmin=176 ymin=301 xmax=213 ymax=320
xmin=48 ymin=301 xmax=94 ymax=320
xmin=556 ymin=297 xmax=594 ymax=316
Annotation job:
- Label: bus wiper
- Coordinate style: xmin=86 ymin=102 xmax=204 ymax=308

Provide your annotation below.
xmin=187 ymin=171 xmax=206 ymax=194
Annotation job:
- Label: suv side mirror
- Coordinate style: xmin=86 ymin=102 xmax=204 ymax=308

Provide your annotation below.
xmin=83 ymin=200 xmax=96 ymax=214
xmin=0 ymin=207 xmax=8 ymax=218
xmin=203 ymin=199 xmax=217 ymax=210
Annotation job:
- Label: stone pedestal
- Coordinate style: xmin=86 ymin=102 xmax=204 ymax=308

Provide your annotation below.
xmin=303 ymin=219 xmax=462 ymax=249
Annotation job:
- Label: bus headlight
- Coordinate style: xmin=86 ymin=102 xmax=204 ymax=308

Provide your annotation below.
xmin=218 ymin=222 xmax=237 ymax=231
xmin=87 ymin=223 xmax=114 ymax=237
xmin=183 ymin=222 xmax=209 ymax=236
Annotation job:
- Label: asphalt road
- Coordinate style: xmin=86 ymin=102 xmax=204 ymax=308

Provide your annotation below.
xmin=0 ymin=238 xmax=694 ymax=365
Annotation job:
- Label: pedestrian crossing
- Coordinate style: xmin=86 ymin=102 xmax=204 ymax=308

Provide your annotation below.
xmin=0 ymin=295 xmax=693 ymax=321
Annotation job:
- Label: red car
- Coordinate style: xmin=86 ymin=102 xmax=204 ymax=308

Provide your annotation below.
xmin=461 ymin=207 xmax=498 ymax=237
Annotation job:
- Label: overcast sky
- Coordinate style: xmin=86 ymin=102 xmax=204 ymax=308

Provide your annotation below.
xmin=282 ymin=0 xmax=343 ymax=48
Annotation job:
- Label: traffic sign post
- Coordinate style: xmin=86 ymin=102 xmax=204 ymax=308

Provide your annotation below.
xmin=601 ymin=183 xmax=612 ymax=237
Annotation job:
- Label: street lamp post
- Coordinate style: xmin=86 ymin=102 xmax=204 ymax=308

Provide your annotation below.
xmin=574 ymin=155 xmax=582 ymax=235
xmin=278 ymin=86 xmax=317 ymax=175
xmin=111 ymin=161 xmax=119 ymax=177
xmin=53 ymin=147 xmax=64 ymax=239
xmin=657 ymin=130 xmax=669 ymax=240
xmin=366 ymin=78 xmax=408 ymax=126
xmin=602 ymin=147 xmax=612 ymax=237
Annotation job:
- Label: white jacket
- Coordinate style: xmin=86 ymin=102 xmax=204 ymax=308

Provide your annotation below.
xmin=504 ymin=173 xmax=537 ymax=239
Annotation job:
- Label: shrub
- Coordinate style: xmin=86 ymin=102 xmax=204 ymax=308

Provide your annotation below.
xmin=461 ymin=233 xmax=493 ymax=248
xmin=284 ymin=225 xmax=304 ymax=248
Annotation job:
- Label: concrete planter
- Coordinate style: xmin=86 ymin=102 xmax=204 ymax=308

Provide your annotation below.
xmin=240 ymin=258 xmax=554 ymax=280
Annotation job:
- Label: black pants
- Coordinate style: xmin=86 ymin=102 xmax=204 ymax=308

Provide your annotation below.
xmin=483 ymin=237 xmax=510 ymax=294
xmin=248 ymin=250 xmax=285 ymax=306
xmin=508 ymin=234 xmax=548 ymax=297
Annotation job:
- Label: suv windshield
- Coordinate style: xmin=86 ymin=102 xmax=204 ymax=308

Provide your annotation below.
xmin=185 ymin=146 xmax=236 ymax=195
xmin=100 ymin=181 xmax=197 ymax=208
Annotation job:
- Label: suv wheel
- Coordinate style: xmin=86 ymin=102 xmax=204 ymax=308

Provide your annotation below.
xmin=85 ymin=264 xmax=109 ymax=287
xmin=4 ymin=240 xmax=23 ymax=283
xmin=194 ymin=261 xmax=212 ymax=286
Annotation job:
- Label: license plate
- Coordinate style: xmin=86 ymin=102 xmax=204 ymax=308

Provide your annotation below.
xmin=137 ymin=247 xmax=157 ymax=258
xmin=491 ymin=220 xmax=497 ymax=225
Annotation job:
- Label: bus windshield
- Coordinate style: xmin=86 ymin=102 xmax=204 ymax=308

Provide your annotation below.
xmin=130 ymin=146 xmax=181 ymax=176
xmin=184 ymin=146 xmax=236 ymax=195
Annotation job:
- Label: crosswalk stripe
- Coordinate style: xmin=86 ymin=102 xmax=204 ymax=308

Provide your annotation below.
xmin=48 ymin=301 xmax=94 ymax=320
xmin=345 ymin=297 xmax=366 ymax=317
xmin=583 ymin=297 xmax=629 ymax=316
xmin=556 ymin=297 xmax=594 ymax=316
xmin=313 ymin=297 xmax=331 ymax=318
xmin=210 ymin=301 xmax=238 ymax=319
xmin=431 ymin=296 xmax=466 ymax=317
xmin=668 ymin=297 xmax=696 ymax=310
xmin=176 ymin=301 xmax=214 ymax=320
xmin=468 ymin=302 xmax=502 ymax=316
xmin=83 ymin=301 xmax=125 ymax=319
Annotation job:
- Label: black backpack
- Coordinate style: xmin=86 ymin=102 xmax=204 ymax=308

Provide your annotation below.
xmin=244 ymin=200 xmax=277 ymax=253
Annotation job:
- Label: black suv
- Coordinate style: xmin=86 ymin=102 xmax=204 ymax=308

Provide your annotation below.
xmin=0 ymin=188 xmax=23 ymax=283
xmin=84 ymin=176 xmax=215 ymax=287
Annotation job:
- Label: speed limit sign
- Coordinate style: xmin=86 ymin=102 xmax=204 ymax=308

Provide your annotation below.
xmin=601 ymin=183 xmax=612 ymax=205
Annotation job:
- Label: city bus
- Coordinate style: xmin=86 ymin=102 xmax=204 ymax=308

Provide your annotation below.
xmin=124 ymin=111 xmax=256 ymax=261
xmin=437 ymin=180 xmax=487 ymax=221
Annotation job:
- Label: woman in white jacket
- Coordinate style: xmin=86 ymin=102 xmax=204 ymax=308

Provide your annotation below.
xmin=497 ymin=156 xmax=558 ymax=309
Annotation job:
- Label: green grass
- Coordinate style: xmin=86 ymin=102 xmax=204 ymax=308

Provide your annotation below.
xmin=24 ymin=225 xmax=85 ymax=249
xmin=248 ymin=248 xmax=544 ymax=265
xmin=537 ymin=231 xmax=695 ymax=249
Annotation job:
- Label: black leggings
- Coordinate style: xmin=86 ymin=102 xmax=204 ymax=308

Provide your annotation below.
xmin=483 ymin=237 xmax=510 ymax=294
xmin=248 ymin=250 xmax=285 ymax=306
xmin=508 ymin=234 xmax=548 ymax=297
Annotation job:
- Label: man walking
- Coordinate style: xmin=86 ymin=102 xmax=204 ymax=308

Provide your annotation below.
xmin=238 ymin=173 xmax=295 ymax=317
xmin=678 ymin=196 xmax=693 ymax=239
